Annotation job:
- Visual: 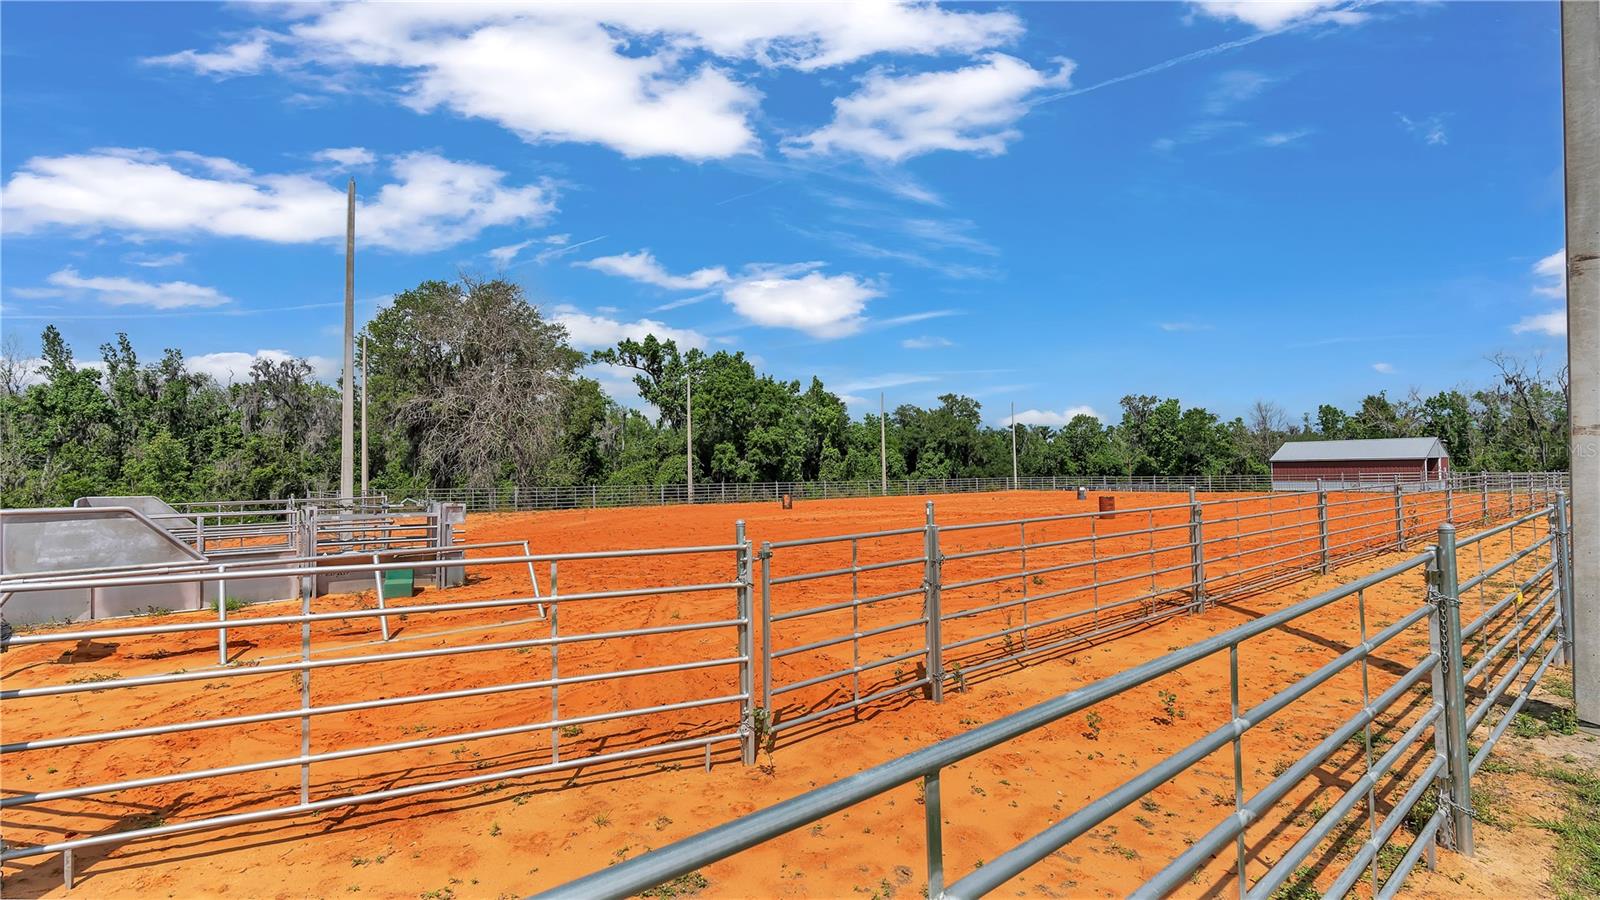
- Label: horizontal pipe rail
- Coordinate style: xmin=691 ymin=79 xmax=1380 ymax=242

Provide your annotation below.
xmin=1 ymin=693 xmax=744 ymax=808
xmin=3 ymin=581 xmax=739 ymax=654
xmin=537 ymin=550 xmax=1435 ymax=899
xmin=0 ymin=731 xmax=744 ymax=865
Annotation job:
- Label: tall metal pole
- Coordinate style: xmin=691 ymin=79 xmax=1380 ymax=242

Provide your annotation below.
xmin=686 ymin=373 xmax=694 ymax=503
xmin=340 ymin=178 xmax=355 ymax=503
xmin=1010 ymin=402 xmax=1019 ymax=490
xmin=1563 ymin=0 xmax=1600 ymax=727
xmin=1431 ymin=523 xmax=1474 ymax=855
xmin=360 ymin=334 xmax=369 ymax=500
xmin=880 ymin=392 xmax=888 ymax=496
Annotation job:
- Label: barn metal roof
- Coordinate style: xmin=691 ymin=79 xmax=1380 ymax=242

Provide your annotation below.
xmin=1269 ymin=437 xmax=1447 ymax=463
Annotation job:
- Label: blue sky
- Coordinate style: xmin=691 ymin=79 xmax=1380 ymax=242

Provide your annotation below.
xmin=0 ymin=1 xmax=1569 ymax=426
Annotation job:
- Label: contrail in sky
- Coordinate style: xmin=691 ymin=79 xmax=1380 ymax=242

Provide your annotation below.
xmin=1030 ymin=2 xmax=1370 ymax=106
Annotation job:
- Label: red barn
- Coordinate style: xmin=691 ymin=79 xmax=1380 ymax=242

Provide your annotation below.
xmin=1269 ymin=437 xmax=1449 ymax=491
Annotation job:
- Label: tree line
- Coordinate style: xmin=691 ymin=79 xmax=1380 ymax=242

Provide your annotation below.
xmin=0 ymin=277 xmax=1570 ymax=508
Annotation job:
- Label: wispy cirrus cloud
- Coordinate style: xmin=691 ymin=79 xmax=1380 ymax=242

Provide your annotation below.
xmin=837 ymin=373 xmax=938 ymax=393
xmin=145 ymin=30 xmax=274 ymax=76
xmin=1398 ymin=113 xmax=1448 ymax=146
xmin=1532 ymin=248 xmax=1566 ymax=298
xmin=1511 ymin=311 xmax=1565 ymax=337
xmin=28 ymin=267 xmax=233 ymax=309
xmin=1513 ymin=248 xmax=1567 ymax=336
xmin=311 ymin=146 xmax=375 ymax=168
xmin=1259 ymin=128 xmax=1314 ymax=147
xmin=122 ymin=251 xmax=188 ymax=268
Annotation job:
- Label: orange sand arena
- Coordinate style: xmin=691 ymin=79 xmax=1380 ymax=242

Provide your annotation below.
xmin=0 ymin=488 xmax=1554 ymax=898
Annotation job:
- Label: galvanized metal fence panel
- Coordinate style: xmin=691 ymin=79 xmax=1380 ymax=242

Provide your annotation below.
xmin=933 ymin=499 xmax=1202 ymax=684
xmin=0 ymin=536 xmax=757 ymax=885
xmin=755 ymin=478 xmax=1564 ymax=739
xmin=544 ymin=495 xmax=1571 ymax=900
xmin=758 ymin=514 xmax=934 ymax=738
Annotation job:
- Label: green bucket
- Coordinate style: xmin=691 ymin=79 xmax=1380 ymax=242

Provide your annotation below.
xmin=381 ymin=568 xmax=415 ymax=600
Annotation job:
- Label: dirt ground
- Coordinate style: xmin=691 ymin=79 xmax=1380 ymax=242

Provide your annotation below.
xmin=0 ymin=489 xmax=1568 ymax=898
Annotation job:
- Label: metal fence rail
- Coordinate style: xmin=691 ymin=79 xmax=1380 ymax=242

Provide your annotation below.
xmin=414 ymin=471 xmax=1567 ymax=513
xmin=540 ymin=497 xmax=1571 ymax=900
xmin=0 ymin=533 xmax=759 ymax=886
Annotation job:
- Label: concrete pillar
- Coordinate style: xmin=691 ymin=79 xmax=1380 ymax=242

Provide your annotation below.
xmin=1563 ymin=0 xmax=1600 ymax=726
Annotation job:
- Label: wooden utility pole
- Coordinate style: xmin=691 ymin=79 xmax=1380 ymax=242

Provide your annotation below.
xmin=340 ymin=178 xmax=355 ymax=502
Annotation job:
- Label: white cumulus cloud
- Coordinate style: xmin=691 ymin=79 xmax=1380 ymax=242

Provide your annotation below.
xmin=577 ymin=250 xmax=731 ymax=290
xmin=1191 ymin=2 xmax=1364 ymax=31
xmin=147 ymin=4 xmax=1023 ymax=161
xmin=788 ymin=54 xmax=1073 ymax=162
xmin=723 ymin=267 xmax=880 ymax=338
xmin=187 ymin=349 xmax=338 ymax=385
xmin=1001 ymin=406 xmax=1101 ymax=427
xmin=550 ymin=305 xmax=709 ymax=351
xmin=2 ymin=149 xmax=554 ymax=253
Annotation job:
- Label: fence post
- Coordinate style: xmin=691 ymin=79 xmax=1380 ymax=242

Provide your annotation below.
xmin=924 ymin=770 xmax=945 ymax=898
xmin=924 ymin=501 xmax=944 ymax=703
xmin=1444 ymin=478 xmax=1454 ymax=524
xmin=734 ymin=521 xmax=756 ymax=765
xmin=1430 ymin=523 xmax=1475 ymax=856
xmin=216 ymin=565 xmax=229 ymax=666
xmin=1317 ymin=479 xmax=1330 ymax=575
xmin=759 ymin=540 xmax=774 ymax=725
xmin=1394 ymin=483 xmax=1406 ymax=549
xmin=1555 ymin=492 xmax=1575 ymax=665
xmin=1188 ymin=487 xmax=1206 ymax=610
